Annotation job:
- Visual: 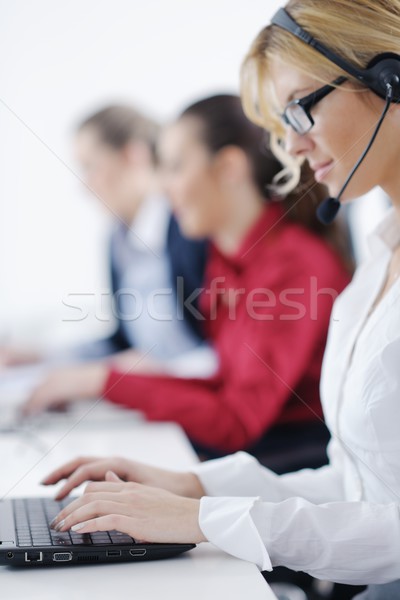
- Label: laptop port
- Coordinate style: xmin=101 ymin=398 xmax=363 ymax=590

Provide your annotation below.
xmin=106 ymin=550 xmax=122 ymax=558
xmin=53 ymin=552 xmax=73 ymax=562
xmin=7 ymin=552 xmax=14 ymax=559
xmin=25 ymin=551 xmax=43 ymax=563
xmin=129 ymin=548 xmax=147 ymax=557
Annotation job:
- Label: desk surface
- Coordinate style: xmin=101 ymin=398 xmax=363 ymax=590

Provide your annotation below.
xmin=0 ymin=399 xmax=276 ymax=600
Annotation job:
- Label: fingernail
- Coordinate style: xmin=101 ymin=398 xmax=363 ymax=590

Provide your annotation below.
xmin=50 ymin=518 xmax=58 ymax=529
xmin=54 ymin=519 xmax=65 ymax=531
xmin=71 ymin=522 xmax=87 ymax=532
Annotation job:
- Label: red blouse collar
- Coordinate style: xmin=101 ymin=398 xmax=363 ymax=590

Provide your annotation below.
xmin=211 ymin=201 xmax=286 ymax=268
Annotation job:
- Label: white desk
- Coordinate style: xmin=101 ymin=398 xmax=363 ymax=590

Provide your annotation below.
xmin=0 ymin=402 xmax=276 ymax=600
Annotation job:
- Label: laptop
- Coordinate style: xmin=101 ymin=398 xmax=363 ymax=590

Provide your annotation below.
xmin=0 ymin=496 xmax=195 ymax=567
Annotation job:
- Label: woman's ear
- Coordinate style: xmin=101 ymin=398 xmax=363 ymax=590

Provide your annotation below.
xmin=213 ymin=146 xmax=250 ymax=187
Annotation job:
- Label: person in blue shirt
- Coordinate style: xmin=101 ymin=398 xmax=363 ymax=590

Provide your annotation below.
xmin=0 ymin=104 xmax=210 ymax=373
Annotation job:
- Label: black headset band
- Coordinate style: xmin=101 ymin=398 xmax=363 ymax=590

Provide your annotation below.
xmin=271 ymin=8 xmax=378 ymax=89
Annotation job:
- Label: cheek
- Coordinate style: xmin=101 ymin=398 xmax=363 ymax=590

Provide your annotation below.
xmin=100 ymin=163 xmax=126 ymax=192
xmin=170 ymin=169 xmax=210 ymax=205
xmin=317 ymin=97 xmax=372 ymax=162
xmin=171 ymin=173 xmax=218 ymax=234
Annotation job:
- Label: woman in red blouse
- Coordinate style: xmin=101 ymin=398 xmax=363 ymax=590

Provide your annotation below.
xmin=24 ymin=95 xmax=351 ymax=469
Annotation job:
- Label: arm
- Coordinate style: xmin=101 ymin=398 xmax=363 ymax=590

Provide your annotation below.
xmin=45 ymin=458 xmax=400 ymax=585
xmin=103 ymin=262 xmax=342 ymax=452
xmin=199 ymin=495 xmax=400 ymax=584
xmin=191 ymin=444 xmax=345 ymax=504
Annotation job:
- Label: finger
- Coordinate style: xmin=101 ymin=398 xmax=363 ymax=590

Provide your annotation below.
xmin=58 ymin=500 xmax=133 ymax=532
xmin=41 ymin=457 xmax=96 ymax=485
xmin=69 ymin=514 xmax=135 ymax=537
xmin=22 ymin=385 xmax=55 ymax=416
xmin=21 ymin=392 xmax=42 ymax=416
xmin=54 ymin=462 xmax=118 ymax=500
xmin=53 ymin=491 xmax=128 ymax=529
xmin=83 ymin=481 xmax=129 ymax=494
xmin=105 ymin=471 xmax=123 ymax=483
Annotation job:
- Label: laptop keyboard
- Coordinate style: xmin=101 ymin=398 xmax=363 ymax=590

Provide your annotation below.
xmin=13 ymin=498 xmax=136 ymax=548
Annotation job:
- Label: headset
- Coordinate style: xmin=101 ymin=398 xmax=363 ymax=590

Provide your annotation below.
xmin=270 ymin=8 xmax=400 ymax=223
xmin=271 ymin=8 xmax=400 ymax=102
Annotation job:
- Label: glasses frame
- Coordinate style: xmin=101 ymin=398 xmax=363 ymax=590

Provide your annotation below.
xmin=281 ymin=76 xmax=348 ymax=135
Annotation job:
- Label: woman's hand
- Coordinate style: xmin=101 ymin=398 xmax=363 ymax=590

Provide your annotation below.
xmin=51 ymin=472 xmax=206 ymax=545
xmin=0 ymin=346 xmax=42 ymax=369
xmin=42 ymin=455 xmax=205 ymax=500
xmin=22 ymin=363 xmax=109 ymax=416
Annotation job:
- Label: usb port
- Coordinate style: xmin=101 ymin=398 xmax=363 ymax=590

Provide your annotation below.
xmin=106 ymin=550 xmax=122 ymax=558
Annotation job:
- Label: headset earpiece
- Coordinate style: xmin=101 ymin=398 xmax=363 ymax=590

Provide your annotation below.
xmin=365 ymin=53 xmax=400 ymax=101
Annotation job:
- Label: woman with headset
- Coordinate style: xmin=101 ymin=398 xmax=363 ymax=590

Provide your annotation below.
xmin=45 ymin=1 xmax=400 ymax=597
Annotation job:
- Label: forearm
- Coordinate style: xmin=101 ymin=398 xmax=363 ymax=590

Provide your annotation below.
xmin=103 ymin=370 xmax=281 ymax=452
xmin=192 ymin=448 xmax=344 ymax=504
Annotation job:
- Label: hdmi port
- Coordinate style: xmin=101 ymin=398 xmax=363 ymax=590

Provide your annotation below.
xmin=106 ymin=550 xmax=122 ymax=557
xmin=129 ymin=548 xmax=147 ymax=557
xmin=53 ymin=552 xmax=73 ymax=562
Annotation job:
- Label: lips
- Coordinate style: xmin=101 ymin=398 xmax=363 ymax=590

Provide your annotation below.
xmin=310 ymin=161 xmax=334 ymax=183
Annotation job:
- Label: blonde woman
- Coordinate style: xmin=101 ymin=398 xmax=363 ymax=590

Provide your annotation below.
xmin=45 ymin=2 xmax=400 ymax=597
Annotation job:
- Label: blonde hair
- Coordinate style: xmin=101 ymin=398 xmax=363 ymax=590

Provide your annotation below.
xmin=241 ymin=0 xmax=400 ymax=193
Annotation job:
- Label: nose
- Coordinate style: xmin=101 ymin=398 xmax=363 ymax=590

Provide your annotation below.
xmin=284 ymin=126 xmax=313 ymax=159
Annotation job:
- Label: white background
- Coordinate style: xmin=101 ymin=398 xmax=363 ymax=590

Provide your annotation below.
xmin=0 ymin=1 xmax=389 ymax=349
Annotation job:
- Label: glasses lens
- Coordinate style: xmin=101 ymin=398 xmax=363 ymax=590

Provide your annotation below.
xmin=285 ymin=104 xmax=312 ymax=134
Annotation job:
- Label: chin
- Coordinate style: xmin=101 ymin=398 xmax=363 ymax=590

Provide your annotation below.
xmin=337 ymin=187 xmax=368 ymax=205
xmin=177 ymin=220 xmax=204 ymax=240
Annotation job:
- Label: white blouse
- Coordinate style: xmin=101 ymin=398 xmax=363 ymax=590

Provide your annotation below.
xmin=192 ymin=208 xmax=400 ymax=585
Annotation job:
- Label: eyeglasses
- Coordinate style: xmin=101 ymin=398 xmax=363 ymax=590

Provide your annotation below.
xmin=280 ymin=76 xmax=347 ymax=135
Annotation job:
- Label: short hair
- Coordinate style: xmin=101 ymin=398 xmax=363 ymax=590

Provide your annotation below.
xmin=78 ymin=104 xmax=160 ymax=161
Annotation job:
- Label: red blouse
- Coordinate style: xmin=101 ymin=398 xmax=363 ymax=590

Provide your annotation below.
xmin=103 ymin=204 xmax=350 ymax=452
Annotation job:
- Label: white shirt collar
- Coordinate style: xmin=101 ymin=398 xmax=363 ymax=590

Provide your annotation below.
xmin=126 ymin=194 xmax=171 ymax=254
xmin=367 ymin=206 xmax=400 ymax=256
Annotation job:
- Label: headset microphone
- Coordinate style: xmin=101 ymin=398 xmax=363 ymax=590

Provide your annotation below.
xmin=316 ymin=197 xmax=341 ymax=226
xmin=317 ymin=84 xmax=393 ymax=224
xmin=271 ymin=8 xmax=400 ymax=224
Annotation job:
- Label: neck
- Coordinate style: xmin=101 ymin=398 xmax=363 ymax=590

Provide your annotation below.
xmin=212 ymin=185 xmax=266 ymax=255
xmin=124 ymin=171 xmax=161 ymax=225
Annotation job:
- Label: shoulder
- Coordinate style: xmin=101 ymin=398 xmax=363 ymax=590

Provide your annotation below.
xmin=167 ymin=214 xmax=208 ymax=253
xmin=276 ymin=221 xmax=350 ymax=283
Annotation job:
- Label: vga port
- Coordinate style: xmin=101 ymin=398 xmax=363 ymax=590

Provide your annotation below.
xmin=53 ymin=552 xmax=73 ymax=562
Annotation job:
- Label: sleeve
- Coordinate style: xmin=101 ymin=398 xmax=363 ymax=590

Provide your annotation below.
xmin=191 ymin=448 xmax=345 ymax=504
xmin=198 ymin=495 xmax=400 ymax=585
xmin=159 ymin=344 xmax=219 ymax=379
xmin=102 ymin=257 xmax=348 ymax=452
